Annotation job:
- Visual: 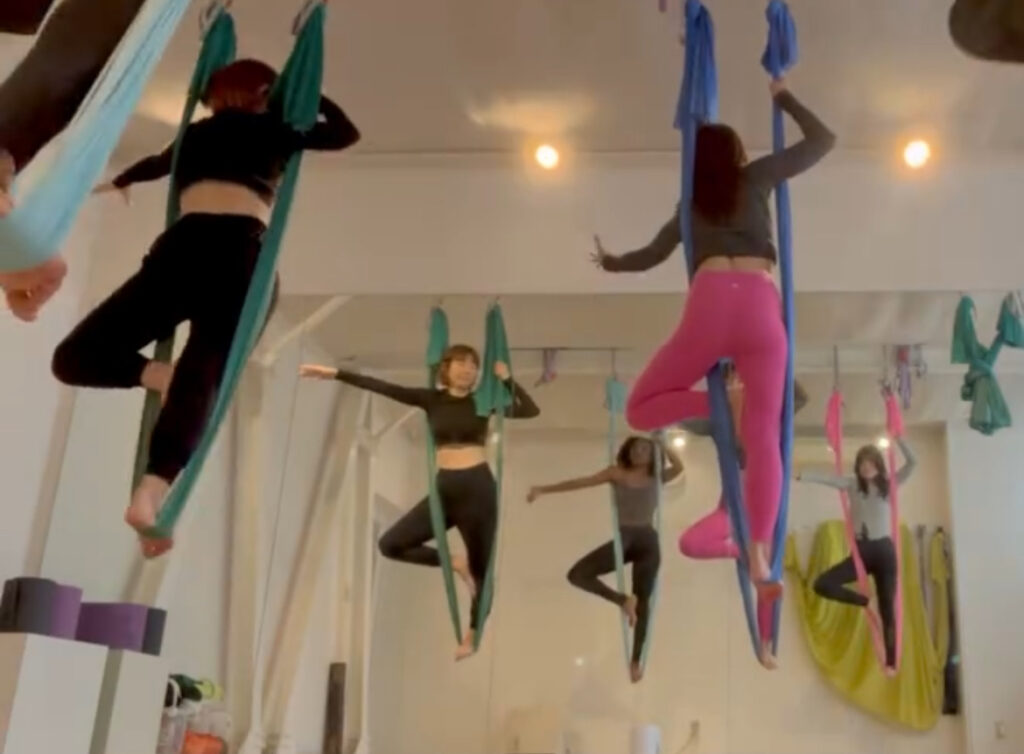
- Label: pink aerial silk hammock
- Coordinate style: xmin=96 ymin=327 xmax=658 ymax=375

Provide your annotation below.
xmin=825 ymin=388 xmax=905 ymax=672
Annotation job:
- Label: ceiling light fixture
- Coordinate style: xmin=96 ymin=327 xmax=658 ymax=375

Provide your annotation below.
xmin=535 ymin=144 xmax=560 ymax=170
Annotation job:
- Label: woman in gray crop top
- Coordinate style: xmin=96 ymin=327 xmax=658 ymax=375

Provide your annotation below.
xmin=591 ymin=79 xmax=835 ymax=608
xmin=796 ymin=437 xmax=916 ymax=672
xmin=526 ymin=436 xmax=683 ymax=683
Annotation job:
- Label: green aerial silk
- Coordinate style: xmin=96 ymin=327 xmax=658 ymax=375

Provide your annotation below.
xmin=424 ymin=304 xmax=512 ymax=649
xmin=131 ymin=8 xmax=237 ymax=489
xmin=604 ymin=377 xmax=662 ymax=673
xmin=784 ymin=522 xmax=951 ymax=730
xmin=143 ymin=2 xmax=327 ymax=538
xmin=951 ymin=293 xmax=1024 ymax=436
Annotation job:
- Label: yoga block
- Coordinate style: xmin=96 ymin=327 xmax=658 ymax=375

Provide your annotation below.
xmin=89 ymin=649 xmax=168 ymax=754
xmin=0 ymin=633 xmax=106 ymax=754
xmin=76 ymin=602 xmax=149 ymax=651
xmin=0 ymin=577 xmax=58 ymax=635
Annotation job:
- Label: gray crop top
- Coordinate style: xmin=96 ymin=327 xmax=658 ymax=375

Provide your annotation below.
xmin=799 ymin=437 xmax=917 ymax=540
xmin=612 ymin=479 xmax=659 ymax=528
xmin=603 ymin=90 xmax=835 ymax=273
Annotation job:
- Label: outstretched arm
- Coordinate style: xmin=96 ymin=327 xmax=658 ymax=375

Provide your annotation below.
xmin=893 ymin=437 xmax=917 ymax=485
xmin=299 ymin=364 xmax=432 ymax=408
xmin=502 ymin=378 xmax=541 ymax=419
xmin=795 ymin=469 xmax=853 ymax=490
xmin=745 ymin=87 xmax=836 ymax=186
xmin=528 ymin=467 xmax=616 ymax=502
xmin=596 ymin=208 xmax=681 ymax=273
xmin=109 ymin=141 xmax=175 ymax=189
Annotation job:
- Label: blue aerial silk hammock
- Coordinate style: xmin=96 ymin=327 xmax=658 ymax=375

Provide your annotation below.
xmin=144 ymin=0 xmax=328 ymax=539
xmin=0 ymin=0 xmax=193 ymax=271
xmin=676 ymin=0 xmax=797 ymax=658
xmin=424 ymin=304 xmax=512 ymax=650
xmin=605 ymin=376 xmax=663 ymax=673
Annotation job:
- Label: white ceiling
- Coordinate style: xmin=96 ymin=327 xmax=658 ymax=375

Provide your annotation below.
xmin=121 ymin=0 xmax=1024 ymax=159
xmin=267 ymin=291 xmax=1024 ymax=432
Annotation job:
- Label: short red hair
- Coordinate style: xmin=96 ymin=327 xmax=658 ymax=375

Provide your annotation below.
xmin=201 ymin=58 xmax=278 ymax=107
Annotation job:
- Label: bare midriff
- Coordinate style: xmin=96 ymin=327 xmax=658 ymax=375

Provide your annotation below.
xmin=697 ymin=255 xmax=775 ymax=274
xmin=179 ymin=180 xmax=271 ymax=225
xmin=436 ymin=445 xmax=489 ymax=470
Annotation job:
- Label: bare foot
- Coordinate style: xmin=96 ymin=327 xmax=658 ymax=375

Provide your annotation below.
xmin=141 ymin=360 xmax=174 ymax=405
xmin=0 ymin=191 xmax=12 ymax=218
xmin=455 ymin=630 xmax=476 ymax=662
xmin=622 ymin=595 xmax=638 ymax=628
xmin=629 ymin=661 xmax=644 ymax=684
xmin=6 ymin=291 xmax=38 ymax=322
xmin=884 ymin=666 xmax=897 ymax=679
xmin=747 ymin=542 xmax=783 ymax=602
xmin=125 ymin=475 xmax=174 ymax=559
xmin=759 ymin=640 xmax=778 ymax=670
xmin=451 ymin=555 xmax=477 ymax=599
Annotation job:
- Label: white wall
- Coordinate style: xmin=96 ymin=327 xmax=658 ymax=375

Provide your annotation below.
xmin=366 ymin=427 xmax=964 ymax=754
xmin=100 ymin=152 xmax=1024 ymax=296
xmin=0 ymin=203 xmax=99 ymax=580
xmin=946 ymin=425 xmax=1024 ymax=754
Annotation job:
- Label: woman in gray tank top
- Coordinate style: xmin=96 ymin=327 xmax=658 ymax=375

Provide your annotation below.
xmin=796 ymin=438 xmax=916 ymax=672
xmin=526 ymin=436 xmax=683 ymax=683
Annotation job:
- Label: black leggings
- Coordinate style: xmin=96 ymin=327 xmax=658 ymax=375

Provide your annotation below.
xmin=378 ymin=464 xmax=497 ymax=631
xmin=567 ymin=526 xmax=661 ymax=664
xmin=51 ymin=213 xmax=279 ymax=483
xmin=0 ymin=0 xmax=146 ymax=168
xmin=814 ymin=535 xmax=898 ymax=667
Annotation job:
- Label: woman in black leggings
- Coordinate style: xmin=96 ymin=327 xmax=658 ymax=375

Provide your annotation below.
xmin=526 ymin=436 xmax=683 ymax=683
xmin=51 ymin=59 xmax=360 ymax=558
xmin=301 ymin=345 xmax=540 ymax=661
xmin=796 ymin=438 xmax=916 ymax=673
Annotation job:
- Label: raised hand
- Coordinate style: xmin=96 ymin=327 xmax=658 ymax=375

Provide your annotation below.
xmin=299 ymin=364 xmax=338 ymax=380
xmin=493 ymin=361 xmax=510 ymax=381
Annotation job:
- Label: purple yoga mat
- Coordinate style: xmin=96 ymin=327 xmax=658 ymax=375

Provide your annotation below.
xmin=49 ymin=584 xmax=82 ymax=639
xmin=76 ymin=602 xmax=149 ymax=651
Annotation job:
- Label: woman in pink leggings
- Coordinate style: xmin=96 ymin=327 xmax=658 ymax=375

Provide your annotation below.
xmin=592 ymin=78 xmax=834 ymax=649
xmin=676 ymin=366 xmax=809 ymax=667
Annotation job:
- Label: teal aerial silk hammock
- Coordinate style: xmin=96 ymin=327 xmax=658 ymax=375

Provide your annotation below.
xmin=144 ymin=0 xmax=327 ymax=539
xmin=950 ymin=292 xmax=1024 ymax=435
xmin=0 ymin=0 xmax=192 ymax=270
xmin=675 ymin=0 xmax=797 ymax=659
xmin=132 ymin=6 xmax=237 ymax=490
xmin=425 ymin=304 xmax=512 ymax=649
xmin=605 ymin=376 xmax=663 ymax=672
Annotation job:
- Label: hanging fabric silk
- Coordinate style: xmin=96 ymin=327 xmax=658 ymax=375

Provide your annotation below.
xmin=951 ymin=293 xmax=1024 ymax=435
xmin=604 ymin=376 xmax=663 ymax=673
xmin=132 ymin=5 xmax=238 ymax=490
xmin=824 ymin=387 xmax=905 ymax=670
xmin=0 ymin=0 xmax=193 ymax=271
xmin=761 ymin=0 xmax=799 ymax=652
xmin=424 ymin=304 xmax=511 ymax=650
xmin=675 ymin=0 xmax=796 ymax=658
xmin=949 ymin=0 xmax=1024 ymax=62
xmin=146 ymin=0 xmax=327 ymax=538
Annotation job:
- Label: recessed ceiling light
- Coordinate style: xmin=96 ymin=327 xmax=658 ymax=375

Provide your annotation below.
xmin=903 ymin=139 xmax=931 ymax=169
xmin=535 ymin=144 xmax=560 ymax=170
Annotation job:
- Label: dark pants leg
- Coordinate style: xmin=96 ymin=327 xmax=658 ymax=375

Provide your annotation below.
xmin=863 ymin=538 xmax=898 ymax=667
xmin=52 ymin=214 xmax=268 ymax=483
xmin=0 ymin=0 xmax=146 ymax=168
xmin=812 ymin=556 xmax=868 ymax=608
xmin=627 ymin=527 xmax=661 ymax=665
xmin=567 ymin=541 xmax=626 ymax=607
xmin=377 ymin=464 xmax=498 ymax=631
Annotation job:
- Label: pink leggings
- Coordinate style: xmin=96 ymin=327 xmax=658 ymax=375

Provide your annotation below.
xmin=680 ymin=501 xmax=774 ymax=641
xmin=626 ymin=270 xmax=787 ymax=544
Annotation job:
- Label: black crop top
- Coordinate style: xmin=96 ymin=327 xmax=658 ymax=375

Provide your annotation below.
xmin=332 ymin=369 xmax=541 ymax=446
xmin=111 ymin=96 xmax=359 ymax=202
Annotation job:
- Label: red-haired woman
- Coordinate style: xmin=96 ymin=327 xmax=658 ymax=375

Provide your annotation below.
xmin=593 ymin=79 xmax=834 ymax=613
xmin=301 ymin=345 xmax=540 ymax=660
xmin=51 ymin=59 xmax=360 ymax=558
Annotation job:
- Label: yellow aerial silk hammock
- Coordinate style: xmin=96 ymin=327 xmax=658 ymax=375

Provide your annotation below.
xmin=785 ymin=523 xmax=951 ymax=730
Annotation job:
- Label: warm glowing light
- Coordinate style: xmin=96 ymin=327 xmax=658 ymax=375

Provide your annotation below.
xmin=535 ymin=144 xmax=560 ymax=170
xmin=876 ymin=436 xmax=891 ymax=450
xmin=672 ymin=435 xmax=687 ymax=449
xmin=574 ymin=657 xmax=585 ymax=667
xmin=903 ymin=140 xmax=931 ymax=169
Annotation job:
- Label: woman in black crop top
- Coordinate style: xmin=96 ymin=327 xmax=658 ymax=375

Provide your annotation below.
xmin=301 ymin=344 xmax=539 ymax=661
xmin=591 ymin=80 xmax=834 ymax=606
xmin=50 ymin=58 xmax=359 ymax=559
